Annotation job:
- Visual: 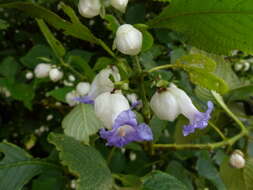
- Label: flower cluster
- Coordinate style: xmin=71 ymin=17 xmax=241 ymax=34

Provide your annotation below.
xmin=34 ymin=63 xmax=63 ymax=82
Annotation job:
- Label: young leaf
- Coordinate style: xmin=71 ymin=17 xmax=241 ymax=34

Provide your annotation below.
xmin=148 ymin=0 xmax=253 ymax=54
xmin=48 ymin=133 xmax=113 ymax=190
xmin=62 ymin=104 xmax=103 ymax=144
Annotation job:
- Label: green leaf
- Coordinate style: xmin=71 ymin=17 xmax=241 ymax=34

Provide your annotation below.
xmin=0 ymin=19 xmax=9 ymax=30
xmin=62 ymin=104 xmax=103 ymax=144
xmin=0 ymin=2 xmax=98 ymax=43
xmin=176 ymin=53 xmax=216 ymax=72
xmin=244 ymin=158 xmax=253 ymax=190
xmin=48 ymin=87 xmax=74 ymax=102
xmin=141 ymin=30 xmax=154 ymax=52
xmin=0 ymin=142 xmax=61 ymax=190
xmin=0 ymin=57 xmax=19 ymax=80
xmin=220 ymin=157 xmax=246 ymax=190
xmin=104 ymin=14 xmax=120 ymax=34
xmin=227 ymin=85 xmax=253 ymax=102
xmin=149 ymin=116 xmax=167 ymax=142
xmin=148 ymin=0 xmax=253 ymax=54
xmin=48 ymin=133 xmax=113 ymax=190
xmin=142 ymin=171 xmax=188 ymax=190
xmin=184 ymin=67 xmax=229 ymax=94
xmin=36 ymin=19 xmax=66 ymax=58
xmin=93 ymin=57 xmax=114 ymax=71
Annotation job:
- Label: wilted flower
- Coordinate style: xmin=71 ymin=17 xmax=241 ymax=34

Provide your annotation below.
xmin=34 ymin=63 xmax=51 ymax=78
xmin=110 ymin=0 xmax=128 ymax=13
xmin=115 ymin=24 xmax=143 ymax=55
xmin=95 ymin=92 xmax=153 ymax=147
xmin=78 ymin=0 xmax=101 ymax=18
xmin=150 ymin=84 xmax=214 ymax=136
xmin=49 ymin=68 xmax=64 ymax=82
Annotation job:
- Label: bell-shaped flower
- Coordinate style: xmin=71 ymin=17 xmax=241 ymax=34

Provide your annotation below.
xmin=75 ymin=66 xmax=121 ymax=104
xmin=95 ymin=92 xmax=153 ymax=147
xmin=114 ymin=24 xmax=143 ymax=56
xmin=78 ymin=0 xmax=101 ymax=18
xmin=150 ymin=84 xmax=214 ymax=136
xmin=110 ymin=0 xmax=128 ymax=13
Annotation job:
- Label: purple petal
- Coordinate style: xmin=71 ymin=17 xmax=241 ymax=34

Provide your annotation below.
xmin=113 ymin=109 xmax=138 ymax=129
xmin=74 ymin=96 xmax=94 ymax=104
xmin=183 ymin=101 xmax=214 ymax=136
xmin=131 ymin=101 xmax=141 ymax=109
xmin=136 ymin=123 xmax=153 ymax=141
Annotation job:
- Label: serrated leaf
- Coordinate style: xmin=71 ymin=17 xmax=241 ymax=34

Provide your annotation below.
xmin=220 ymin=157 xmax=246 ymax=190
xmin=48 ymin=133 xmax=113 ymax=190
xmin=0 ymin=142 xmax=60 ymax=190
xmin=185 ymin=67 xmax=229 ymax=94
xmin=142 ymin=171 xmax=188 ymax=190
xmin=148 ymin=0 xmax=253 ymax=54
xmin=62 ymin=104 xmax=103 ymax=144
xmin=37 ymin=19 xmax=66 ymax=58
xmin=177 ymin=53 xmax=216 ymax=72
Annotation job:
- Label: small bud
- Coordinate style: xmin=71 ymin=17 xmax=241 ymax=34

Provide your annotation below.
xmin=46 ymin=114 xmax=53 ymax=121
xmin=78 ymin=0 xmax=101 ymax=18
xmin=234 ymin=63 xmax=243 ymax=71
xmin=34 ymin=63 xmax=51 ymax=78
xmin=129 ymin=152 xmax=137 ymax=161
xmin=49 ymin=68 xmax=63 ymax=82
xmin=63 ymin=80 xmax=74 ymax=87
xmin=68 ymin=74 xmax=76 ymax=82
xmin=76 ymin=82 xmax=91 ymax=96
xmin=25 ymin=71 xmax=33 ymax=80
xmin=243 ymin=61 xmax=251 ymax=71
xmin=65 ymin=90 xmax=80 ymax=107
xmin=115 ymin=24 xmax=143 ymax=55
xmin=110 ymin=0 xmax=128 ymax=13
xmin=229 ymin=150 xmax=245 ymax=169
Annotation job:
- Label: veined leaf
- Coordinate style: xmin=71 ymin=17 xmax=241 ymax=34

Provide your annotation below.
xmin=148 ymin=0 xmax=253 ymax=54
xmin=48 ymin=133 xmax=113 ymax=190
xmin=62 ymin=104 xmax=103 ymax=144
xmin=0 ymin=142 xmax=61 ymax=190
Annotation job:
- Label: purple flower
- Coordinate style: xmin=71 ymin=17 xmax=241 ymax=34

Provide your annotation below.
xmin=183 ymin=101 xmax=214 ymax=136
xmin=74 ymin=96 xmax=94 ymax=104
xmin=100 ymin=109 xmax=153 ymax=148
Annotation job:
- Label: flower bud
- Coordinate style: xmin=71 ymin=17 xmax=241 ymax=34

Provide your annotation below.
xmin=34 ymin=63 xmax=51 ymax=78
xmin=115 ymin=24 xmax=143 ymax=55
xmin=78 ymin=0 xmax=101 ymax=18
xmin=68 ymin=74 xmax=76 ymax=82
xmin=230 ymin=150 xmax=245 ymax=169
xmin=65 ymin=90 xmax=80 ymax=107
xmin=76 ymin=82 xmax=91 ymax=96
xmin=234 ymin=63 xmax=243 ymax=71
xmin=243 ymin=61 xmax=250 ymax=71
xmin=49 ymin=68 xmax=64 ymax=82
xmin=110 ymin=0 xmax=128 ymax=13
xmin=94 ymin=92 xmax=130 ymax=129
xmin=25 ymin=71 xmax=33 ymax=80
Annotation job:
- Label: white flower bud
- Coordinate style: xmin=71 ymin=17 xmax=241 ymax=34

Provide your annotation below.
xmin=243 ymin=61 xmax=250 ymax=71
xmin=150 ymin=89 xmax=180 ymax=121
xmin=49 ymin=68 xmax=64 ymax=82
xmin=76 ymin=82 xmax=91 ymax=96
xmin=68 ymin=74 xmax=76 ymax=82
xmin=229 ymin=150 xmax=245 ymax=169
xmin=78 ymin=0 xmax=101 ymax=18
xmin=88 ymin=66 xmax=121 ymax=99
xmin=65 ymin=90 xmax=79 ymax=107
xmin=46 ymin=114 xmax=53 ymax=121
xmin=115 ymin=24 xmax=143 ymax=55
xmin=34 ymin=63 xmax=51 ymax=78
xmin=63 ymin=80 xmax=74 ymax=87
xmin=127 ymin=93 xmax=138 ymax=105
xmin=129 ymin=152 xmax=137 ymax=161
xmin=110 ymin=0 xmax=128 ymax=13
xmin=234 ymin=63 xmax=243 ymax=71
xmin=94 ymin=92 xmax=130 ymax=129
xmin=25 ymin=71 xmax=33 ymax=80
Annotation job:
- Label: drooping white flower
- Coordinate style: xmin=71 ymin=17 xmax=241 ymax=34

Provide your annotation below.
xmin=115 ymin=24 xmax=143 ymax=55
xmin=25 ymin=71 xmax=33 ymax=80
xmin=110 ymin=0 xmax=128 ymax=13
xmin=34 ymin=63 xmax=52 ymax=78
xmin=150 ymin=84 xmax=214 ymax=136
xmin=49 ymin=68 xmax=64 ymax=82
xmin=76 ymin=82 xmax=90 ymax=96
xmin=78 ymin=0 xmax=101 ymax=18
xmin=65 ymin=90 xmax=80 ymax=107
xmin=94 ymin=92 xmax=130 ymax=129
xmin=230 ymin=150 xmax=245 ymax=169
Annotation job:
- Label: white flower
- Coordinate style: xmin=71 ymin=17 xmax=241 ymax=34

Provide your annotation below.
xmin=25 ymin=71 xmax=33 ymax=80
xmin=49 ymin=68 xmax=64 ymax=82
xmin=110 ymin=0 xmax=128 ymax=13
xmin=46 ymin=114 xmax=53 ymax=121
xmin=88 ymin=66 xmax=121 ymax=99
xmin=230 ymin=150 xmax=245 ymax=169
xmin=115 ymin=24 xmax=143 ymax=55
xmin=76 ymin=82 xmax=90 ymax=96
xmin=94 ymin=92 xmax=130 ymax=129
xmin=68 ymin=74 xmax=76 ymax=82
xmin=150 ymin=84 xmax=214 ymax=136
xmin=65 ymin=90 xmax=80 ymax=107
xmin=78 ymin=0 xmax=101 ymax=18
xmin=34 ymin=63 xmax=51 ymax=78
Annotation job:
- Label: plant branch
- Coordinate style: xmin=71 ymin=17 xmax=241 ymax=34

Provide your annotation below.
xmin=209 ymin=121 xmax=227 ymax=140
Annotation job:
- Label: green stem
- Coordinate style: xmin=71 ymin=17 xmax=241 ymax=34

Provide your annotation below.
xmin=98 ymin=39 xmax=117 ymax=59
xmin=147 ymin=64 xmax=182 ymax=73
xmin=59 ymin=58 xmax=85 ymax=80
xmin=107 ymin=147 xmax=116 ymax=165
xmin=209 ymin=121 xmax=227 ymax=140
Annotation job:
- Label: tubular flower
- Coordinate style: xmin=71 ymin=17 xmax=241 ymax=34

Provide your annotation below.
xmin=150 ymin=84 xmax=214 ymax=136
xmin=75 ymin=66 xmax=121 ymax=104
xmin=95 ymin=92 xmax=153 ymax=148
